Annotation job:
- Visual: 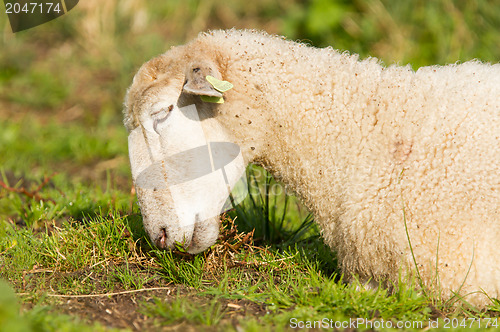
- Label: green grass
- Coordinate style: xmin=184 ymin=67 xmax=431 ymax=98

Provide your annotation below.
xmin=229 ymin=164 xmax=317 ymax=246
xmin=0 ymin=279 xmax=118 ymax=332
xmin=1 ymin=0 xmax=500 ymax=330
xmin=1 ymin=158 xmax=499 ymax=330
xmin=142 ymin=295 xmax=226 ymax=327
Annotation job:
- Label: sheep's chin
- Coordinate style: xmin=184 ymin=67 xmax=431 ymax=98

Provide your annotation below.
xmin=187 ymin=216 xmax=220 ymax=253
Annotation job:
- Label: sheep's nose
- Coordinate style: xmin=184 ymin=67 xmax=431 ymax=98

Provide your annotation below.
xmin=157 ymin=228 xmax=168 ymax=249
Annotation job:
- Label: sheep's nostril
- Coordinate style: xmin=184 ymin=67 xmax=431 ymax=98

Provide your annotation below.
xmin=157 ymin=228 xmax=167 ymax=249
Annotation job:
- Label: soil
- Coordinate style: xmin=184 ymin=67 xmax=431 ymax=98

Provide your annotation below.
xmin=55 ymin=286 xmax=267 ymax=331
xmin=10 ymin=219 xmax=270 ymax=331
xmin=17 ymin=261 xmax=269 ymax=331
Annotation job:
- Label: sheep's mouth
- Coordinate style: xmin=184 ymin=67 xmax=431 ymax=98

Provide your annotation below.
xmin=155 ymin=227 xmax=193 ymax=251
xmin=153 ymin=216 xmax=220 ymax=254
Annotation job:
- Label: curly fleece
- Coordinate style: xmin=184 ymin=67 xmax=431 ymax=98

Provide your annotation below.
xmin=124 ymin=29 xmax=500 ymax=306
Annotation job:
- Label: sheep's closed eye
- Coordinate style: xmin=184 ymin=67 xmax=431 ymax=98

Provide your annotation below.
xmin=152 ymin=104 xmax=173 ymax=134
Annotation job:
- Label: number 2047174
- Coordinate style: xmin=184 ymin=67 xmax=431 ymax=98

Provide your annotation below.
xmin=442 ymin=318 xmax=498 ymax=329
xmin=5 ymin=2 xmax=62 ymax=14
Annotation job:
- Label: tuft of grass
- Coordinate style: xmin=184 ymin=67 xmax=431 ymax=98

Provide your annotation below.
xmin=153 ymin=249 xmax=206 ymax=288
xmin=230 ymin=165 xmax=318 ymax=248
xmin=109 ymin=260 xmax=156 ymax=290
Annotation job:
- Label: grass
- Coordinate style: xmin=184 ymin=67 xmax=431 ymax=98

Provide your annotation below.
xmin=1 ymin=0 xmax=500 ymax=330
xmin=1 ymin=154 xmax=499 ymax=330
xmin=0 ymin=280 xmax=117 ymax=332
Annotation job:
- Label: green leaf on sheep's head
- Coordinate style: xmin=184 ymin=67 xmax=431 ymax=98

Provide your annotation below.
xmin=201 ymin=95 xmax=225 ymax=103
xmin=206 ymin=75 xmax=233 ymax=93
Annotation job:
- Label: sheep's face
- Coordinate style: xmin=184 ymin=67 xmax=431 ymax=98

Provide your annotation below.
xmin=125 ymin=53 xmax=246 ymax=253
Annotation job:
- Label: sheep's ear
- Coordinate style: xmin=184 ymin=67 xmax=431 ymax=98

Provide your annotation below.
xmin=183 ymin=66 xmax=223 ymax=98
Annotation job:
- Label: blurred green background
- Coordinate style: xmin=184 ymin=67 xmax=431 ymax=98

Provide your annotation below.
xmin=0 ymin=2 xmax=499 ymax=329
xmin=0 ymin=0 xmax=499 ymax=217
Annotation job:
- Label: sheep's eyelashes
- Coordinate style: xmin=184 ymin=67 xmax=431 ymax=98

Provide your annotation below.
xmin=152 ymin=105 xmax=173 ymax=134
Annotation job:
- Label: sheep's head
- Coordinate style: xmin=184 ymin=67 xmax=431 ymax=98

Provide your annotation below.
xmin=124 ymin=47 xmax=246 ymax=253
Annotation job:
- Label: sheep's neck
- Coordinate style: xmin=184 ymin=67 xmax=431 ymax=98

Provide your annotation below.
xmin=215 ymin=44 xmax=404 ymax=219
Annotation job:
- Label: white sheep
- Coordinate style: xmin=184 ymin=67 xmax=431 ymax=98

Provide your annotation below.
xmin=124 ymin=29 xmax=500 ymax=306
